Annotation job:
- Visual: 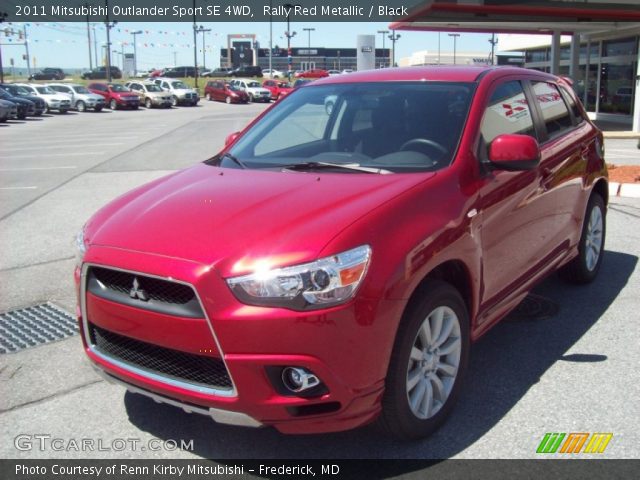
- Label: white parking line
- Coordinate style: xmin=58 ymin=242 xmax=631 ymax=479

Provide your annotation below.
xmin=0 ymin=166 xmax=77 ymax=172
xmin=0 ymin=186 xmax=38 ymax=190
xmin=0 ymin=152 xmax=105 ymax=159
xmin=1 ymin=144 xmax=124 ymax=152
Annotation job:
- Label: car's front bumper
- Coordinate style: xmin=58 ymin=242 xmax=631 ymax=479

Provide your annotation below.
xmin=76 ymin=246 xmax=401 ymax=434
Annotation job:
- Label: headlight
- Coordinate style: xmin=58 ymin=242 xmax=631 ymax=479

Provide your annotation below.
xmin=75 ymin=226 xmax=88 ymax=267
xmin=227 ymin=245 xmax=371 ymax=310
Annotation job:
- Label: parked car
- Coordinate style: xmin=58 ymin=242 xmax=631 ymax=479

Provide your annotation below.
xmin=204 ymin=80 xmax=249 ymax=104
xmin=262 ymin=79 xmax=293 ymax=101
xmin=125 ymin=81 xmax=172 ymax=108
xmin=28 ymin=68 xmax=65 ymax=81
xmin=230 ymin=65 xmax=263 ymax=78
xmin=204 ymin=68 xmax=234 ymax=78
xmin=263 ymin=68 xmax=284 ymax=79
xmin=16 ymin=84 xmax=70 ymax=113
xmin=0 ymin=98 xmax=17 ymax=122
xmin=229 ymin=78 xmax=271 ymax=102
xmin=88 ymin=83 xmax=139 ymax=110
xmin=341 ymin=69 xmax=354 ymax=74
xmin=0 ymin=83 xmax=47 ymax=115
xmin=75 ymin=66 xmax=607 ymax=440
xmin=162 ymin=66 xmax=198 ymax=78
xmin=81 ymin=66 xmax=123 ymax=80
xmin=152 ymin=78 xmax=199 ymax=106
xmin=47 ymin=83 xmax=105 ymax=112
xmin=327 ymin=69 xmax=341 ymax=76
xmin=0 ymin=88 xmax=32 ymax=119
xmin=296 ymin=69 xmax=330 ymax=79
xmin=292 ymin=78 xmax=313 ymax=88
xmin=149 ymin=69 xmax=165 ymax=78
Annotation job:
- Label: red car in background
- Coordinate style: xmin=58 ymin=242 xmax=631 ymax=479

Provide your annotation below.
xmin=295 ymin=69 xmax=329 ymax=79
xmin=88 ymin=83 xmax=140 ymax=110
xmin=204 ymin=80 xmax=250 ymax=104
xmin=262 ymin=80 xmax=293 ymax=101
xmin=76 ymin=66 xmax=607 ymax=439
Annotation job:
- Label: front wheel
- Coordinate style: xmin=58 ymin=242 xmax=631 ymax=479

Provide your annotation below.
xmin=76 ymin=101 xmax=86 ymax=112
xmin=559 ymin=193 xmax=606 ymax=284
xmin=205 ymin=93 xmax=211 ymax=101
xmin=171 ymin=96 xmax=178 ymax=107
xmin=145 ymin=98 xmax=152 ymax=108
xmin=225 ymin=96 xmax=231 ymax=104
xmin=378 ymin=280 xmax=469 ymax=440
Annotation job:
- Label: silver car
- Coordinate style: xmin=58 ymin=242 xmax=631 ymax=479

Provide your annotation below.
xmin=48 ymin=83 xmax=105 ymax=112
xmin=152 ymin=78 xmax=199 ymax=106
xmin=16 ymin=84 xmax=72 ymax=113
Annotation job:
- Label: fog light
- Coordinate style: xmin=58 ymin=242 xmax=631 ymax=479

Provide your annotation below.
xmin=281 ymin=367 xmax=320 ymax=393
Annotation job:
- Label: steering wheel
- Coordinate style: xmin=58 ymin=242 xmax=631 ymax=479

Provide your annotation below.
xmin=400 ymin=138 xmax=449 ymax=157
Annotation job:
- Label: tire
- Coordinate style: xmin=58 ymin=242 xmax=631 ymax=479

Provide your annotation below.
xmin=76 ymin=101 xmax=86 ymax=112
xmin=145 ymin=98 xmax=152 ymax=108
xmin=171 ymin=96 xmax=178 ymax=107
xmin=378 ymin=280 xmax=470 ymax=440
xmin=205 ymin=93 xmax=211 ymax=101
xmin=110 ymin=99 xmax=117 ymax=110
xmin=225 ymin=96 xmax=231 ymax=104
xmin=247 ymin=94 xmax=253 ymax=103
xmin=559 ymin=193 xmax=606 ymax=284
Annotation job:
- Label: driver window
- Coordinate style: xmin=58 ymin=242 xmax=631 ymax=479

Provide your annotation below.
xmin=480 ymin=81 xmax=535 ymax=144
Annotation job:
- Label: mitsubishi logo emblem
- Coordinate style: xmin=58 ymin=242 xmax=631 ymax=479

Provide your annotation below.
xmin=129 ymin=277 xmax=149 ymax=302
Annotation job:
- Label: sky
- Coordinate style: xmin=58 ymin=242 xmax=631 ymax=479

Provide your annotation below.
xmin=1 ymin=21 xmax=516 ymax=71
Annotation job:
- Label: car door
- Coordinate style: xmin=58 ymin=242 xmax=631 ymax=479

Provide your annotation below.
xmin=474 ymin=77 xmax=559 ymax=325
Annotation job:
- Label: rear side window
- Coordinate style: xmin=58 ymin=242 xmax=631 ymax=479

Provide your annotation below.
xmin=531 ymin=82 xmax=573 ymax=138
xmin=560 ymin=87 xmax=585 ymax=125
xmin=481 ymin=81 xmax=536 ymax=144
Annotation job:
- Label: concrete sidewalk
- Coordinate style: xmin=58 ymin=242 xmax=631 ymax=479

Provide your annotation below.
xmin=595 ymin=120 xmax=640 ymax=139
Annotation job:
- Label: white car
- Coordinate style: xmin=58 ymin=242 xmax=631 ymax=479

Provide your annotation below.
xmin=47 ymin=83 xmax=105 ymax=112
xmin=263 ymin=68 xmax=284 ymax=79
xmin=327 ymin=69 xmax=341 ymax=76
xmin=17 ymin=83 xmax=72 ymax=113
xmin=151 ymin=78 xmax=199 ymax=106
xmin=229 ymin=79 xmax=271 ymax=103
xmin=341 ymin=69 xmax=354 ymax=74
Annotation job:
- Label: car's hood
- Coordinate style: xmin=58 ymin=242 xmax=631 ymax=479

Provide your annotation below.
xmin=112 ymin=92 xmax=137 ymax=98
xmin=247 ymin=87 xmax=269 ymax=93
xmin=172 ymin=88 xmax=196 ymax=94
xmin=147 ymin=91 xmax=169 ymax=97
xmin=88 ymin=163 xmax=433 ymax=276
xmin=41 ymin=93 xmax=70 ymax=101
xmin=79 ymin=93 xmax=105 ymax=101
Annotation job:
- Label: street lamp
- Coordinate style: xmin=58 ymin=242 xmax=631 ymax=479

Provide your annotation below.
xmin=303 ymin=27 xmax=315 ymax=70
xmin=388 ymin=30 xmax=401 ymax=68
xmin=448 ymin=33 xmax=460 ymax=65
xmin=284 ymin=3 xmax=297 ymax=80
xmin=377 ymin=30 xmax=388 ymax=68
xmin=196 ymin=26 xmax=211 ymax=70
xmin=131 ymin=30 xmax=142 ymax=76
xmin=104 ymin=0 xmax=117 ymax=82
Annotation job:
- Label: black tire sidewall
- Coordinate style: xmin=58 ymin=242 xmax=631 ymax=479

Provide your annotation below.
xmin=574 ymin=194 xmax=606 ymax=282
xmin=381 ymin=280 xmax=470 ymax=440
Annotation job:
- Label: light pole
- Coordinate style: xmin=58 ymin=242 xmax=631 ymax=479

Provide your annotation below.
xmin=377 ymin=30 xmax=388 ymax=68
xmin=488 ymin=33 xmax=498 ymax=65
xmin=284 ymin=4 xmax=297 ymax=80
xmin=388 ymin=30 xmax=400 ymax=68
xmin=192 ymin=0 xmax=199 ymax=90
xmin=196 ymin=26 xmax=211 ymax=70
xmin=448 ymin=33 xmax=460 ymax=65
xmin=131 ymin=30 xmax=142 ymax=76
xmin=85 ymin=11 xmax=92 ymax=69
xmin=104 ymin=0 xmax=117 ymax=82
xmin=303 ymin=27 xmax=314 ymax=70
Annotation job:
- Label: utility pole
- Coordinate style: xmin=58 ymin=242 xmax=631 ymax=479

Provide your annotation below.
xmin=303 ymin=27 xmax=314 ymax=70
xmin=284 ymin=3 xmax=296 ymax=80
xmin=86 ymin=15 xmax=93 ymax=69
xmin=131 ymin=30 xmax=142 ymax=76
xmin=105 ymin=0 xmax=116 ymax=82
xmin=438 ymin=32 xmax=441 ymax=64
xmin=23 ymin=25 xmax=31 ymax=77
xmin=489 ymin=33 xmax=498 ymax=65
xmin=192 ymin=0 xmax=199 ymax=89
xmin=92 ymin=25 xmax=98 ymax=67
xmin=449 ymin=33 xmax=460 ymax=65
xmin=269 ymin=0 xmax=273 ymax=76
xmin=196 ymin=26 xmax=211 ymax=70
xmin=172 ymin=51 xmax=178 ymax=66
xmin=377 ymin=30 xmax=388 ymax=68
xmin=388 ymin=30 xmax=400 ymax=68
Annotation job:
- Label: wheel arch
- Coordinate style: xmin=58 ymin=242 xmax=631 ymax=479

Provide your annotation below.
xmin=592 ymin=177 xmax=609 ymax=206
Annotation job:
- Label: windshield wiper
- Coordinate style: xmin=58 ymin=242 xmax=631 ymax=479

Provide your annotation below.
xmin=281 ymin=161 xmax=393 ymax=175
xmin=218 ymin=152 xmax=247 ymax=169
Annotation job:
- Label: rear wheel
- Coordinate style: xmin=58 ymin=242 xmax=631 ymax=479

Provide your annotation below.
xmin=378 ymin=280 xmax=469 ymax=440
xmin=225 ymin=96 xmax=231 ymax=104
xmin=110 ymin=99 xmax=117 ymax=110
xmin=76 ymin=101 xmax=86 ymax=112
xmin=205 ymin=93 xmax=211 ymax=101
xmin=559 ymin=193 xmax=606 ymax=284
xmin=145 ymin=98 xmax=152 ymax=108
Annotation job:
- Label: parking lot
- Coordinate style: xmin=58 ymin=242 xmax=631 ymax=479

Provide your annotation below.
xmin=0 ymin=101 xmax=639 ymax=459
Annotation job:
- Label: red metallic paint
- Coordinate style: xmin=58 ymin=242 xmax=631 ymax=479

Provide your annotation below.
xmin=77 ymin=66 xmax=607 ymax=434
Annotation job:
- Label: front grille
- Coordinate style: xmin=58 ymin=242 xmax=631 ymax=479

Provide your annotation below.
xmin=91 ymin=267 xmax=194 ymax=304
xmin=89 ymin=323 xmax=232 ymax=390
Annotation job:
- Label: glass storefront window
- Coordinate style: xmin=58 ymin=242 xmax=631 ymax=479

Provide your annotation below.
xmin=525 ymin=48 xmax=549 ymax=62
xmin=603 ymin=37 xmax=638 ymax=57
xmin=575 ymin=64 xmax=598 ymax=112
xmin=599 ymin=62 xmax=636 ymax=115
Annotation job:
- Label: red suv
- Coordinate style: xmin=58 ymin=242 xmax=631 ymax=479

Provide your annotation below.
xmin=88 ymin=82 xmax=140 ymax=110
xmin=204 ymin=80 xmax=249 ymax=104
xmin=262 ymin=79 xmax=293 ymax=101
xmin=76 ymin=67 xmax=607 ymax=439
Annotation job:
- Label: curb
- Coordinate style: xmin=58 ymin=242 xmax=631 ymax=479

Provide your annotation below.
xmin=609 ymin=181 xmax=640 ymax=198
xmin=602 ymin=132 xmax=640 ymax=139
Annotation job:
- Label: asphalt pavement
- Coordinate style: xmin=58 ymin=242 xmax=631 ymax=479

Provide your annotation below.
xmin=0 ymin=103 xmax=638 ymax=460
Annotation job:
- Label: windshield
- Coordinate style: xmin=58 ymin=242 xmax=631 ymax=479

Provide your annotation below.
xmin=278 ymin=82 xmax=291 ymax=88
xmin=145 ymin=84 xmax=162 ymax=92
xmin=171 ymin=81 xmax=188 ymax=89
xmin=109 ymin=84 xmax=130 ymax=92
xmin=36 ymin=86 xmax=56 ymax=94
xmin=74 ymin=86 xmax=90 ymax=94
xmin=227 ymin=82 xmax=474 ymax=173
xmin=5 ymin=85 xmax=28 ymax=95
xmin=228 ymin=84 xmax=241 ymax=91
xmin=247 ymin=81 xmax=261 ymax=88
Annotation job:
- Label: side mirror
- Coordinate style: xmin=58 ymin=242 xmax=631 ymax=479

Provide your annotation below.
xmin=489 ymin=134 xmax=540 ymax=171
xmin=225 ymin=131 xmax=241 ymax=147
